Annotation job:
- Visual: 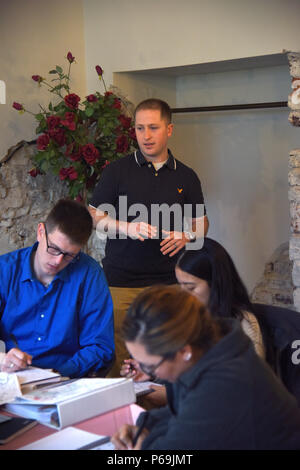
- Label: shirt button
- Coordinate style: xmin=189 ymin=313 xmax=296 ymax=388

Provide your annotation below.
xmin=155 ymin=173 xmax=158 ymax=176
xmin=148 ymin=164 xmax=151 ymax=168
xmin=38 ymin=337 xmax=42 ymax=341
xmin=40 ymin=314 xmax=44 ymax=318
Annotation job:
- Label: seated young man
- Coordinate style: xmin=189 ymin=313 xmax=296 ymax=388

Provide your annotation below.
xmin=0 ymin=198 xmax=114 ymax=378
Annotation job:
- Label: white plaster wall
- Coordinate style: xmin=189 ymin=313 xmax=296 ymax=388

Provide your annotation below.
xmin=0 ymin=0 xmax=86 ymax=160
xmin=171 ymin=65 xmax=299 ymax=290
xmin=83 ymin=0 xmax=300 ymax=90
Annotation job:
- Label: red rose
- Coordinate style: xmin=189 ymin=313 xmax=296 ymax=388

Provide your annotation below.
xmin=12 ymin=102 xmax=24 ymax=111
xmin=37 ymin=133 xmax=50 ymax=150
xmin=49 ymin=128 xmax=66 ymax=146
xmin=59 ymin=166 xmax=78 ymax=181
xmin=118 ymin=114 xmax=132 ymax=129
xmin=101 ymin=160 xmax=110 ymax=169
xmin=47 ymin=115 xmax=61 ymax=130
xmin=75 ymin=194 xmax=83 ymax=203
xmin=112 ymin=98 xmax=121 ymax=110
xmin=67 ymin=52 xmax=75 ymax=63
xmin=81 ymin=143 xmax=100 ymax=165
xmin=32 ymin=75 xmax=43 ymax=83
xmin=116 ymin=134 xmax=129 ymax=153
xmin=86 ymin=94 xmax=98 ymax=103
xmin=61 ymin=112 xmax=76 ymax=131
xmin=95 ymin=65 xmax=103 ymax=76
xmin=129 ymin=127 xmax=137 ymax=141
xmin=66 ymin=143 xmax=81 ymax=161
xmin=68 ymin=167 xmax=78 ymax=180
xmin=64 ymin=93 xmax=80 ymax=110
xmin=28 ymin=168 xmax=41 ymax=177
xmin=105 ymin=91 xmax=113 ymax=98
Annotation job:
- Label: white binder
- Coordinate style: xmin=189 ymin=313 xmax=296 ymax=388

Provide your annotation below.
xmin=4 ymin=378 xmax=136 ymax=430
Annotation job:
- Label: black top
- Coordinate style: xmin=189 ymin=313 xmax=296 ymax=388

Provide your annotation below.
xmin=138 ymin=319 xmax=300 ymax=450
xmin=90 ymin=150 xmax=206 ymax=287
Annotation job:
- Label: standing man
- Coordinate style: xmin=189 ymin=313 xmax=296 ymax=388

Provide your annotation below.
xmin=89 ymin=99 xmax=208 ymax=375
xmin=0 ymin=199 xmax=114 ymax=378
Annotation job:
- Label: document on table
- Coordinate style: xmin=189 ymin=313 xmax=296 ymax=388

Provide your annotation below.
xmin=19 ymin=426 xmax=115 ymax=450
xmin=134 ymin=381 xmax=163 ymax=396
xmin=16 ymin=367 xmax=60 ymax=386
xmin=20 ymin=378 xmax=127 ymax=405
xmin=0 ymin=372 xmax=22 ymax=405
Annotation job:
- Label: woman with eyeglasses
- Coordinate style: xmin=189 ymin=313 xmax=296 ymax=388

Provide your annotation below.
xmin=112 ymin=285 xmax=300 ymax=450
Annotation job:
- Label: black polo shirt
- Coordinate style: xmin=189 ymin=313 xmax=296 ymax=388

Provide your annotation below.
xmin=89 ymin=150 xmax=206 ymax=287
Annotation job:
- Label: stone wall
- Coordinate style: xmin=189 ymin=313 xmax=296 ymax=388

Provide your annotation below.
xmin=250 ymin=242 xmax=295 ymax=309
xmin=0 ymin=142 xmax=105 ymax=261
xmin=288 ymin=52 xmax=300 ymax=311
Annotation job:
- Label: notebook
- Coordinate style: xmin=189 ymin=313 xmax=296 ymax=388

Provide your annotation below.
xmin=0 ymin=413 xmax=37 ymax=444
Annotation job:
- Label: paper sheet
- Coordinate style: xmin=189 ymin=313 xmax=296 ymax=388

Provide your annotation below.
xmin=19 ymin=426 xmax=108 ymax=450
xmin=134 ymin=381 xmax=163 ymax=396
xmin=16 ymin=367 xmax=60 ymax=385
xmin=0 ymin=372 xmax=22 ymax=405
xmin=20 ymin=378 xmax=128 ymax=405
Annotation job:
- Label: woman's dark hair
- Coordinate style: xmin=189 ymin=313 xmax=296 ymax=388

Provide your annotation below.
xmin=176 ymin=238 xmax=253 ymax=320
xmin=45 ymin=198 xmax=93 ymax=246
xmin=121 ymin=284 xmax=222 ymax=357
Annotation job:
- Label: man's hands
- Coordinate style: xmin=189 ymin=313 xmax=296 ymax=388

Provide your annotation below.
xmin=111 ymin=424 xmax=149 ymax=450
xmin=160 ymin=230 xmax=189 ymax=257
xmin=0 ymin=348 xmax=32 ymax=373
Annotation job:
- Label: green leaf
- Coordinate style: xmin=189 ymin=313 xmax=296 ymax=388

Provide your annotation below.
xmin=49 ymin=69 xmax=58 ymax=74
xmin=85 ymin=107 xmax=94 ymax=117
xmin=35 ymin=113 xmax=44 ymax=121
xmin=56 ymin=65 xmax=63 ymax=74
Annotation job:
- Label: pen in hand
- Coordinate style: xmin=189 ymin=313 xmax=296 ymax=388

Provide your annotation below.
xmin=131 ymin=412 xmax=149 ymax=449
xmin=10 ymin=334 xmax=19 ymax=349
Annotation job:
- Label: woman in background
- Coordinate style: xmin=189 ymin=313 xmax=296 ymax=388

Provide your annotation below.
xmin=121 ymin=237 xmax=264 ymax=383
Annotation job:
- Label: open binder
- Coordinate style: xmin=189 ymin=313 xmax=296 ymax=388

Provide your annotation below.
xmin=4 ymin=378 xmax=136 ymax=430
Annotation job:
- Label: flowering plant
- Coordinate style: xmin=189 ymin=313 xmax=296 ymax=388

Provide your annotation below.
xmin=13 ymin=52 xmax=137 ymax=200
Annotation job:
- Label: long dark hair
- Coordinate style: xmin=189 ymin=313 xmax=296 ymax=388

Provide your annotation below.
xmin=176 ymin=238 xmax=253 ymax=320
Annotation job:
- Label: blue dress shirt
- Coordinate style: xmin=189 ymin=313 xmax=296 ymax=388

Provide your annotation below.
xmin=0 ymin=243 xmax=114 ymax=377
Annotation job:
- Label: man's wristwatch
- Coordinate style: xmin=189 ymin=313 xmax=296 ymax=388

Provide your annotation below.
xmin=184 ymin=231 xmax=196 ymax=242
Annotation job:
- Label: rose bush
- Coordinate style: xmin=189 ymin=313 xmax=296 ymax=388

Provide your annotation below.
xmin=13 ymin=52 xmax=138 ymax=200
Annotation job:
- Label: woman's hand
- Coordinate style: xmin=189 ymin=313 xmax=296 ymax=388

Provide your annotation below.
xmin=111 ymin=424 xmax=148 ymax=450
xmin=120 ymin=358 xmax=151 ymax=382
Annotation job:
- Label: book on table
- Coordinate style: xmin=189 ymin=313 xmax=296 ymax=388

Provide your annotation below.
xmin=0 ymin=413 xmax=37 ymax=444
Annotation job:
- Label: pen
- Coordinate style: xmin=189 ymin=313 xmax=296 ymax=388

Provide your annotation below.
xmin=10 ymin=334 xmax=19 ymax=348
xmin=131 ymin=412 xmax=149 ymax=448
xmin=35 ymin=378 xmax=78 ymax=390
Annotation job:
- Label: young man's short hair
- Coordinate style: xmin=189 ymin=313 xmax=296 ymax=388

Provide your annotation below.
xmin=134 ymin=99 xmax=172 ymax=124
xmin=45 ymin=199 xmax=93 ymax=246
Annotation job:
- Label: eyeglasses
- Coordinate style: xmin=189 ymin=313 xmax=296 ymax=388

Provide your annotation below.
xmin=44 ymin=224 xmax=80 ymax=263
xmin=138 ymin=356 xmax=167 ymax=377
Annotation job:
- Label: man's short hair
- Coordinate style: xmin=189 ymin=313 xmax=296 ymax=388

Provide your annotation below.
xmin=45 ymin=199 xmax=93 ymax=246
xmin=134 ymin=99 xmax=172 ymax=124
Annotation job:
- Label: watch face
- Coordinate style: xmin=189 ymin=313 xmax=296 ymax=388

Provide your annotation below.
xmin=185 ymin=231 xmax=196 ymax=241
